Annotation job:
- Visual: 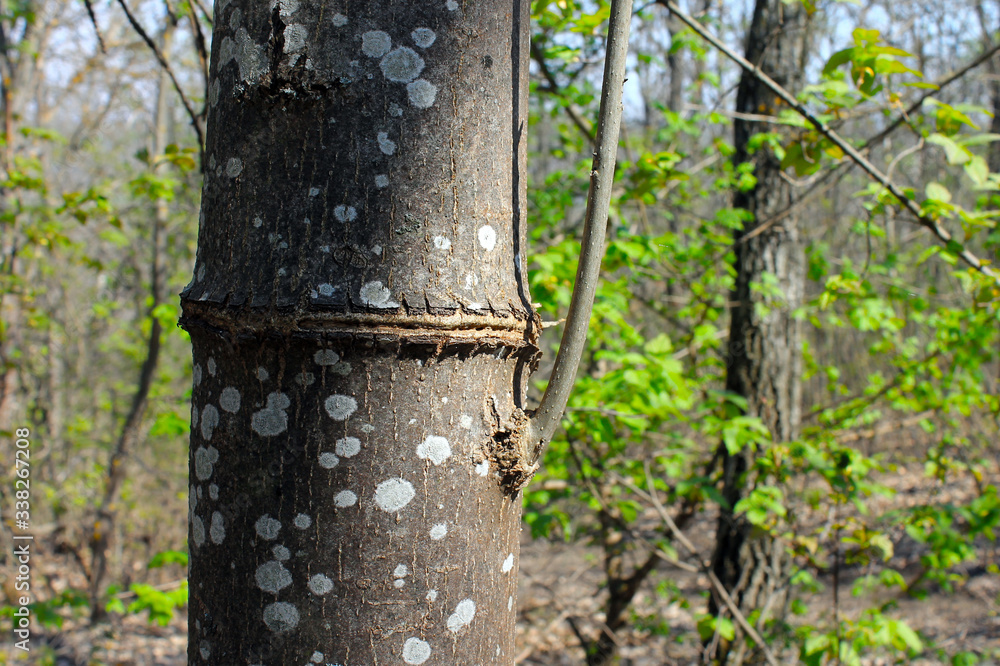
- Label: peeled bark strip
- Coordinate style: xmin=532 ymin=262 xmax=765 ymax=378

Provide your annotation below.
xmin=181 ymin=1 xmax=536 ymax=663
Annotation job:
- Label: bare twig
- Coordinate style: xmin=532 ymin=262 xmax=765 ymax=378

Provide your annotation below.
xmin=530 ymin=0 xmax=634 ymax=459
xmin=114 ymin=0 xmax=205 ymax=157
xmin=531 ymin=38 xmax=596 ymax=143
xmin=83 ymin=0 xmax=107 ymax=53
xmin=663 ymin=0 xmax=1000 ymax=285
xmin=638 ymin=463 xmax=781 ymax=666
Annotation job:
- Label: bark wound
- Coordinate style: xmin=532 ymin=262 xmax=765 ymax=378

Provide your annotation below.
xmin=486 ymin=398 xmax=537 ymax=496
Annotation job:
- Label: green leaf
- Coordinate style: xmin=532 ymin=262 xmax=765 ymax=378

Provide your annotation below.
xmin=925 ymin=182 xmax=951 ymax=203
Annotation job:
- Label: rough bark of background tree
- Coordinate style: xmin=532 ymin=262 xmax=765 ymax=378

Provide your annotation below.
xmin=709 ymin=0 xmax=808 ymax=662
xmin=180 ymin=1 xmax=537 ymax=663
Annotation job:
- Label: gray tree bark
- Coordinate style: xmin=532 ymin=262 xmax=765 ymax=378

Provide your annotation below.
xmin=180 ymin=1 xmax=538 ymax=663
xmin=709 ymin=0 xmax=808 ymax=662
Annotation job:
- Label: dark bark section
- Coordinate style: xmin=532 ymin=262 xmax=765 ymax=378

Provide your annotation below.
xmin=185 ymin=0 xmax=532 ymax=320
xmin=709 ymin=0 xmax=808 ymax=662
xmin=182 ymin=0 xmax=536 ymax=663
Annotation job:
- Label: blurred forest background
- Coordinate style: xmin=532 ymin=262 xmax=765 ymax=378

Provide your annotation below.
xmin=1 ymin=0 xmax=999 ymax=663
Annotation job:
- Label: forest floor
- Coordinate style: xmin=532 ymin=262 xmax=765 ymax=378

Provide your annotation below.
xmin=2 ymin=463 xmax=998 ymax=665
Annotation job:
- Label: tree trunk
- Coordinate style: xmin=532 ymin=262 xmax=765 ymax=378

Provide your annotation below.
xmin=709 ymin=0 xmax=807 ymax=662
xmin=180 ymin=1 xmax=537 ymax=663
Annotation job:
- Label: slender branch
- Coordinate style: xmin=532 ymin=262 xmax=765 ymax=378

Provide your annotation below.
xmin=83 ymin=0 xmax=107 ymax=53
xmin=663 ymin=0 xmax=1000 ymax=286
xmin=528 ymin=0 xmax=634 ymax=461
xmin=531 ymin=38 xmax=596 ymax=142
xmin=637 ymin=464 xmax=780 ymax=666
xmin=741 ymin=39 xmax=1000 ymax=247
xmin=114 ymin=0 xmax=205 ymax=157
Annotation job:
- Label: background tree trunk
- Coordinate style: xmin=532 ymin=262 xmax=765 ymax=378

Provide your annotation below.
xmin=709 ymin=0 xmax=808 ymax=662
xmin=180 ymin=1 xmax=537 ymax=663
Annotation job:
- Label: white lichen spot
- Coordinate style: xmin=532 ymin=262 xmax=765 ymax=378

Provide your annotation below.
xmin=426 ymin=589 xmax=438 ymax=602
xmin=283 ymin=23 xmax=309 ymax=53
xmin=256 ymin=560 xmax=292 ymax=593
xmin=263 ymin=602 xmax=299 ymax=633
xmin=294 ymin=371 xmax=315 ymax=386
xmin=255 ymin=515 xmax=282 ymax=540
xmin=308 ymin=573 xmax=334 ymax=595
xmin=441 ymin=397 xmax=448 ymax=404
xmin=293 ymin=513 xmax=312 ymax=529
xmin=433 ymin=235 xmax=451 ymax=250
xmin=272 ymin=544 xmax=290 ymax=560
xmin=319 ymin=452 xmax=340 ymax=469
xmin=317 ymin=283 xmax=336 ymax=297
xmin=253 ymin=216 xmax=263 ymax=228
xmin=189 ymin=484 xmax=198 ymax=514
xmin=394 ymin=564 xmax=409 ymax=578
xmin=362 ymin=30 xmax=391 ymax=57
xmin=192 ymin=515 xmax=205 ymax=546
xmin=226 ymin=158 xmax=243 ymax=178
xmin=361 ymin=423 xmax=376 ymax=434
xmin=200 ymin=403 xmax=219 ymax=441
xmin=218 ymin=27 xmax=268 ymax=83
xmin=375 ymin=174 xmax=389 ymax=188
xmin=502 ymin=553 xmax=514 ymax=573
xmin=308 ymin=187 xmax=320 ymax=197
xmin=411 ymin=28 xmax=436 ymax=48
xmin=209 ymin=484 xmax=219 ymax=500
xmin=210 ymin=511 xmax=225 ymax=544
xmin=278 ymin=0 xmax=298 ymax=18
xmin=447 ymin=599 xmax=476 ymax=633
xmin=334 ymin=204 xmax=357 ymax=222
xmin=310 ymin=652 xmax=324 ymax=664
xmin=429 ymin=523 xmax=448 ymax=540
xmin=206 ymin=358 xmax=216 ymax=375
xmin=219 ymin=387 xmax=241 ymax=413
xmin=402 ymin=637 xmax=431 ymax=665
xmin=389 ymin=103 xmax=403 ymax=117
xmin=193 ymin=363 xmax=203 ymax=386
xmin=475 ymin=459 xmax=489 ymax=477
xmin=324 ymin=394 xmax=358 ymax=421
xmin=407 ymin=79 xmax=437 ymax=108
xmin=314 ymin=349 xmax=340 ymax=366
xmin=371 ymin=245 xmax=383 ymax=256
xmin=416 ymin=435 xmax=451 ymax=465
xmin=478 ymin=224 xmax=497 ymax=251
xmin=335 ymin=436 xmax=361 ymax=458
xmin=380 ymin=47 xmax=424 ymax=83
xmin=446 ymin=0 xmax=459 ymax=9
xmin=191 ymin=405 xmax=199 ymax=429
xmin=374 ymin=478 xmax=415 ymax=513
xmin=195 ymin=446 xmax=219 ymax=481
xmin=359 ymin=280 xmax=399 ymax=308
xmin=251 ymin=392 xmax=291 ymax=436
xmin=394 ymin=579 xmax=406 ymax=588
xmin=331 ymin=12 xmax=348 ymax=26
xmin=208 ymin=78 xmax=221 ymax=107
xmin=376 ymin=132 xmax=396 ymax=155
xmin=334 ymin=490 xmax=358 ymax=507
xmin=408 ymin=418 xmax=417 ymax=425
xmin=508 ymin=595 xmax=514 ymax=611
xmin=257 ymin=367 xmax=270 ymax=381
xmin=200 ymin=641 xmax=211 ymax=659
